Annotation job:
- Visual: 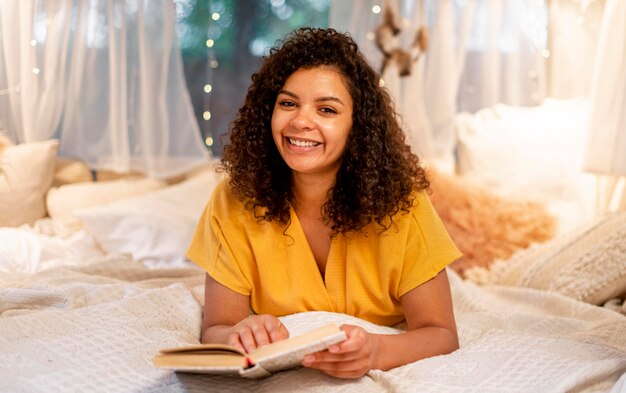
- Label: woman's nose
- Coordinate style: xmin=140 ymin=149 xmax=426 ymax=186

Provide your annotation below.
xmin=289 ymin=108 xmax=315 ymax=130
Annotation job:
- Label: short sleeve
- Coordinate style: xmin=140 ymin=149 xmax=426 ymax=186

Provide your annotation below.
xmin=186 ymin=181 xmax=252 ymax=296
xmin=397 ymin=191 xmax=462 ymax=297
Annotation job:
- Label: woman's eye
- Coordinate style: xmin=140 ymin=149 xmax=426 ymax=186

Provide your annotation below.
xmin=279 ymin=100 xmax=295 ymax=108
xmin=320 ymin=107 xmax=337 ymax=114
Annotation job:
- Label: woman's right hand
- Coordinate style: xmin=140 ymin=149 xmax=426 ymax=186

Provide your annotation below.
xmin=227 ymin=314 xmax=289 ymax=353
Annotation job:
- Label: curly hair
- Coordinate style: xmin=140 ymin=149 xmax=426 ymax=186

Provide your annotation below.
xmin=220 ymin=27 xmax=429 ymax=235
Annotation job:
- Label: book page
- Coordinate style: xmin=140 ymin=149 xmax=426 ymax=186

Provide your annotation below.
xmin=249 ymin=324 xmax=346 ymax=371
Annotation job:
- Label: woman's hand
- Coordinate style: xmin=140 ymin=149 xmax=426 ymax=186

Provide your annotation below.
xmin=302 ymin=324 xmax=380 ymax=379
xmin=227 ymin=314 xmax=289 ymax=353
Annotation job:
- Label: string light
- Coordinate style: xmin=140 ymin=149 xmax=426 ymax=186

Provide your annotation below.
xmin=30 ymin=40 xmax=37 ymax=46
xmin=206 ymin=39 xmax=214 ymax=47
xmin=32 ymin=68 xmax=40 ymax=74
xmin=203 ymin=84 xmax=212 ymax=93
xmin=372 ymin=5 xmax=382 ymax=14
xmin=211 ymin=12 xmax=220 ymax=21
xmin=204 ymin=136 xmax=214 ymax=146
xmin=203 ymin=111 xmax=211 ymax=120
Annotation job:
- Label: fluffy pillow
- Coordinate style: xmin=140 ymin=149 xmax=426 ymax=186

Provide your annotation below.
xmin=0 ymin=140 xmax=59 ymax=227
xmin=428 ymin=168 xmax=556 ymax=276
xmin=74 ymin=167 xmax=222 ymax=266
xmin=46 ymin=177 xmax=168 ymax=223
xmin=464 ymin=212 xmax=626 ymax=306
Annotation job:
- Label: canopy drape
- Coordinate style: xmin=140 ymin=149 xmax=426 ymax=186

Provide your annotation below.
xmin=0 ymin=0 xmax=209 ymax=179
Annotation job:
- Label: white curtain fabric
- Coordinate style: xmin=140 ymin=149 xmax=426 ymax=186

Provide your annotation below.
xmin=330 ymin=0 xmax=546 ymax=171
xmin=0 ymin=0 xmax=209 ymax=179
xmin=547 ymin=0 xmax=606 ymax=99
xmin=582 ymin=0 xmax=626 ymax=213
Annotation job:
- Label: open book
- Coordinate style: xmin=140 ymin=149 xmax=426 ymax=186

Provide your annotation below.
xmin=153 ymin=323 xmax=347 ymax=378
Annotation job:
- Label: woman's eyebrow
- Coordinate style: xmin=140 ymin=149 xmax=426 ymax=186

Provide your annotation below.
xmin=278 ymin=90 xmax=345 ymax=106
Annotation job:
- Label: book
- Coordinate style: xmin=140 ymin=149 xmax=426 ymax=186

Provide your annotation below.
xmin=153 ymin=323 xmax=347 ymax=378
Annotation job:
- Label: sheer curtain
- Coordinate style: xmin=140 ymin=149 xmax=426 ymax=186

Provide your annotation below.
xmin=330 ymin=0 xmax=546 ymax=171
xmin=0 ymin=0 xmax=209 ymax=179
xmin=582 ymin=0 xmax=626 ymax=213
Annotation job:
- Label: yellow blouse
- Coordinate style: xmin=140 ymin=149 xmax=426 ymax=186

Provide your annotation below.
xmin=187 ymin=179 xmax=461 ymax=326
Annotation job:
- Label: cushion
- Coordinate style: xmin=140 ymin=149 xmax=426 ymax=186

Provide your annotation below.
xmin=464 ymin=212 xmax=626 ymax=306
xmin=0 ymin=140 xmax=59 ymax=227
xmin=53 ymin=158 xmax=93 ymax=187
xmin=454 ymin=98 xmax=597 ymax=234
xmin=74 ymin=166 xmax=222 ymax=266
xmin=428 ymin=167 xmax=556 ymax=276
xmin=46 ymin=177 xmax=168 ymax=223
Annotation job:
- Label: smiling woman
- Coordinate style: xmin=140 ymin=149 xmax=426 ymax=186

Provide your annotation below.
xmin=186 ymin=27 xmax=462 ymax=379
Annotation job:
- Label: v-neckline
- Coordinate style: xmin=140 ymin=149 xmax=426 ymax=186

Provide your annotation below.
xmin=289 ymin=205 xmax=334 ymax=285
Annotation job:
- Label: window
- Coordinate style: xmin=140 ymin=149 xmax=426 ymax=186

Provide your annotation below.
xmin=176 ymin=0 xmax=330 ymax=156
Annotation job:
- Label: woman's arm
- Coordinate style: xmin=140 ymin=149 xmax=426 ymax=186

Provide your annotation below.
xmin=302 ymin=269 xmax=458 ymax=378
xmin=201 ymin=273 xmax=289 ymax=352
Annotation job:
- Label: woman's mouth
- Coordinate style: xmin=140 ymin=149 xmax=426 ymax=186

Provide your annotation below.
xmin=287 ymin=137 xmax=321 ymax=147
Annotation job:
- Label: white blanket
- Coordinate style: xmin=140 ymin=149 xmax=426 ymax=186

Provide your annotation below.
xmin=1 ymin=255 xmax=624 ymax=393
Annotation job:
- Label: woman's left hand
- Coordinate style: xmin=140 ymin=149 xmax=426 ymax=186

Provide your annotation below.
xmin=302 ymin=324 xmax=380 ymax=379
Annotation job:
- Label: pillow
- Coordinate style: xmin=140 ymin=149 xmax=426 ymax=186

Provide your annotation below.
xmin=46 ymin=177 xmax=168 ymax=222
xmin=464 ymin=212 xmax=626 ymax=306
xmin=428 ymin=167 xmax=556 ymax=276
xmin=454 ymin=98 xmax=597 ymax=234
xmin=74 ymin=167 xmax=222 ymax=266
xmin=52 ymin=157 xmax=93 ymax=187
xmin=0 ymin=140 xmax=59 ymax=227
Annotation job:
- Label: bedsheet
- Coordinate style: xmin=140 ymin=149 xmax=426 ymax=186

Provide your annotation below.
xmin=1 ymin=255 xmax=624 ymax=393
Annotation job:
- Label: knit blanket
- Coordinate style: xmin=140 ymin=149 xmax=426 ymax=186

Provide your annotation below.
xmin=1 ymin=254 xmax=624 ymax=392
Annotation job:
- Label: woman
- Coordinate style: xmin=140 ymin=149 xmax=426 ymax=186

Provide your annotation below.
xmin=187 ymin=27 xmax=461 ymax=379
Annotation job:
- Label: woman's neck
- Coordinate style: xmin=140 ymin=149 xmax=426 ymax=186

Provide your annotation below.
xmin=291 ymin=172 xmax=335 ymax=218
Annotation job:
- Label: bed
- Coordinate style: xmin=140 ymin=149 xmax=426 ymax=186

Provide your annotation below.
xmin=1 ymin=99 xmax=625 ymax=392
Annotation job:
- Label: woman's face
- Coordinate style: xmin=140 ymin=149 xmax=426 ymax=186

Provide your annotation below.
xmin=271 ymin=66 xmax=353 ymax=179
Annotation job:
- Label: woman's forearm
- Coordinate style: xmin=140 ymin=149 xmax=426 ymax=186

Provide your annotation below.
xmin=372 ymin=326 xmax=459 ymax=371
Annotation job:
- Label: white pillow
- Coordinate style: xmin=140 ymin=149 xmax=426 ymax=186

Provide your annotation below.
xmin=74 ymin=168 xmax=222 ymax=266
xmin=47 ymin=177 xmax=168 ymax=221
xmin=455 ymin=98 xmax=597 ymax=234
xmin=0 ymin=226 xmax=105 ymax=274
xmin=0 ymin=140 xmax=58 ymax=226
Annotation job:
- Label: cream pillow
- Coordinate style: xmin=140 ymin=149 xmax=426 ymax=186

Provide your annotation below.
xmin=0 ymin=140 xmax=59 ymax=227
xmin=74 ymin=169 xmax=222 ymax=265
xmin=465 ymin=212 xmax=626 ymax=306
xmin=53 ymin=157 xmax=93 ymax=187
xmin=46 ymin=177 xmax=168 ymax=222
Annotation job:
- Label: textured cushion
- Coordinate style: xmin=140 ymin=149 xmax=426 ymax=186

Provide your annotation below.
xmin=464 ymin=212 xmax=626 ymax=305
xmin=0 ymin=140 xmax=58 ymax=227
xmin=46 ymin=177 xmax=168 ymax=223
xmin=428 ymin=168 xmax=556 ymax=275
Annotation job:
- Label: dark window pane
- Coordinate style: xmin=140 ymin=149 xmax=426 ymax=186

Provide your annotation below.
xmin=176 ymin=0 xmax=330 ymax=156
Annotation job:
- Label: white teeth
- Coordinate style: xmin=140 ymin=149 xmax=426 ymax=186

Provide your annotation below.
xmin=288 ymin=137 xmax=320 ymax=147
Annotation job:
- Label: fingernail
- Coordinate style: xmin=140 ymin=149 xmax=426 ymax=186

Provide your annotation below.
xmin=303 ymin=355 xmax=314 ymax=363
xmin=329 ymin=345 xmax=339 ymax=353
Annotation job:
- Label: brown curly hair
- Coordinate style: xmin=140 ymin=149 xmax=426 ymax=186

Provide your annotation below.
xmin=221 ymin=27 xmax=429 ymax=235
